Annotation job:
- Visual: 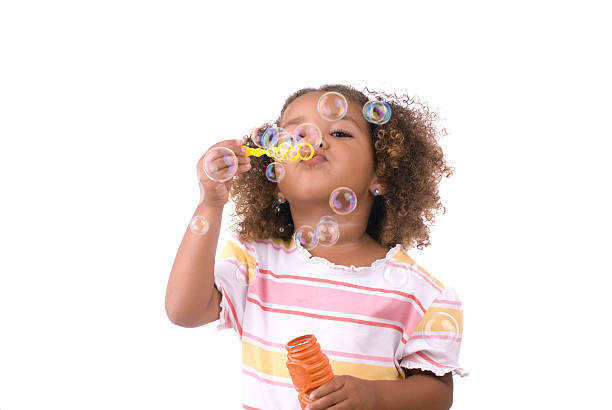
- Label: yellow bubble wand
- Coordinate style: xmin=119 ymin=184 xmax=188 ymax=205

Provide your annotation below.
xmin=241 ymin=142 xmax=315 ymax=162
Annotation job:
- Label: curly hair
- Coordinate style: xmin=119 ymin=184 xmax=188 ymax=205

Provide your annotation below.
xmin=229 ymin=84 xmax=454 ymax=250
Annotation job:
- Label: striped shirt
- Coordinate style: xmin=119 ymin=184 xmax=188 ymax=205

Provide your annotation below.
xmin=213 ymin=234 xmax=467 ymax=410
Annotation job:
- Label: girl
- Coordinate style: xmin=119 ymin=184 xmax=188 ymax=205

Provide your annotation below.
xmin=165 ymin=84 xmax=467 ymax=409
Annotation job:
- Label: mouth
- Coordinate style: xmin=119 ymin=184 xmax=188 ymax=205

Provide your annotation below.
xmin=301 ymin=151 xmax=327 ymax=166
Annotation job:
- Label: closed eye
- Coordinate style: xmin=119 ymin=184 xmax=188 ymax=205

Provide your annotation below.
xmin=331 ymin=130 xmax=353 ymax=138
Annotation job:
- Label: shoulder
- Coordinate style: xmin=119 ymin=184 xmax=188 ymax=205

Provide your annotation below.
xmin=389 ymin=246 xmax=447 ymax=291
xmin=219 ymin=234 xmax=295 ymax=259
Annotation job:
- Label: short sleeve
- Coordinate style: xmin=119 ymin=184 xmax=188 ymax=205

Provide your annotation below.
xmin=400 ymin=286 xmax=469 ymax=377
xmin=213 ymin=236 xmax=257 ymax=338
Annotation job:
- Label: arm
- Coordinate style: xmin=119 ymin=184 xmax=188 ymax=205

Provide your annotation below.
xmin=374 ymin=370 xmax=453 ymax=410
xmin=307 ymin=370 xmax=453 ymax=410
xmin=165 ymin=140 xmax=250 ymax=327
xmin=165 ymin=203 xmax=224 ymax=327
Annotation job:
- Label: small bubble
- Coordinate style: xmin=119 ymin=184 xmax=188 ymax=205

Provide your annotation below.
xmin=235 ymin=261 xmax=258 ymax=285
xmin=316 ymin=216 xmax=340 ymax=246
xmin=189 ymin=215 xmax=209 ymax=235
xmin=317 ymin=92 xmax=348 ymax=121
xmin=329 ymin=187 xmax=357 ymax=215
xmin=265 ymin=162 xmax=286 ymax=183
xmin=294 ymin=225 xmax=318 ymax=250
xmin=424 ymin=312 xmax=460 ymax=349
xmin=362 ymin=100 xmax=392 ymax=125
xmin=383 ymin=263 xmax=409 ymax=288
xmin=203 ymin=147 xmax=238 ymax=182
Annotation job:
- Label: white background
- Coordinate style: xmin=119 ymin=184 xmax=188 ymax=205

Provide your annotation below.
xmin=1 ymin=1 xmax=610 ymax=409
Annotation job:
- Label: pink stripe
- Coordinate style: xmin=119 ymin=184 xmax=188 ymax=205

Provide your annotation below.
xmin=242 ymin=331 xmax=395 ymax=364
xmin=433 ymin=299 xmax=462 ymax=307
xmin=258 ymin=268 xmax=427 ymax=313
xmin=222 ymin=288 xmax=243 ymax=337
xmin=404 ymin=351 xmax=463 ymax=371
xmin=321 ymin=347 xmax=395 ymax=363
xmin=247 ymin=296 xmax=404 ymax=333
xmin=386 ymin=260 xmax=441 ymax=292
xmin=243 ymin=405 xmax=262 ymax=410
xmin=242 ymin=368 xmax=294 ymax=389
xmin=243 ymin=331 xmax=286 ymax=349
xmin=249 ymin=274 xmax=424 ymax=332
xmin=410 ymin=334 xmax=463 ymax=342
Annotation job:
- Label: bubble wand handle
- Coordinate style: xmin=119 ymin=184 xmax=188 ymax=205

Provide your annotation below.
xmin=241 ymin=143 xmax=315 ymax=162
xmin=241 ymin=145 xmax=266 ymax=157
xmin=285 ymin=334 xmax=335 ymax=409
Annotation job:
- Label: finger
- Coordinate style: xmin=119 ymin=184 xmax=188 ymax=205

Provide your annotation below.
xmin=310 ymin=377 xmax=343 ymax=401
xmin=229 ymin=139 xmax=248 ymax=157
xmin=308 ymin=389 xmax=347 ymax=410
xmin=325 ymin=398 xmax=351 ymax=410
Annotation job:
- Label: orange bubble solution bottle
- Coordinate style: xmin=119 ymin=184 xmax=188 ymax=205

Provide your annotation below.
xmin=285 ymin=334 xmax=335 ymax=409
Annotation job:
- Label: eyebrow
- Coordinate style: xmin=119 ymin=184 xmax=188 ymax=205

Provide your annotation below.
xmin=281 ymin=115 xmax=365 ymax=133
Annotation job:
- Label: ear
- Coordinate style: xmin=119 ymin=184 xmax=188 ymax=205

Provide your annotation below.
xmin=369 ymin=177 xmax=384 ymax=196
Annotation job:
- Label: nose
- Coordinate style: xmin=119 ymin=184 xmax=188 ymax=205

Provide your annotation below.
xmin=318 ymin=132 xmax=328 ymax=149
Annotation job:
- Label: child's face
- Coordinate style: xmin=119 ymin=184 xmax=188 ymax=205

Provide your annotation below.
xmin=277 ymin=91 xmax=376 ymax=205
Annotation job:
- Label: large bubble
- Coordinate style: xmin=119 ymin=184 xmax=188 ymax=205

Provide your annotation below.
xmin=294 ymin=225 xmax=318 ymax=250
xmin=329 ymin=187 xmax=357 ymax=215
xmin=423 ymin=312 xmax=460 ymax=349
xmin=316 ymin=216 xmax=340 ymax=246
xmin=362 ymin=100 xmax=392 ymax=125
xmin=265 ymin=162 xmax=286 ymax=183
xmin=189 ymin=215 xmax=209 ymax=235
xmin=293 ymin=123 xmax=322 ymax=148
xmin=203 ymin=147 xmax=238 ymax=182
xmin=317 ymin=91 xmax=348 ymax=121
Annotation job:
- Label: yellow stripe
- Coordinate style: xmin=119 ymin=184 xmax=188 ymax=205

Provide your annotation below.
xmin=414 ymin=307 xmax=463 ymax=334
xmin=219 ymin=240 xmax=258 ymax=282
xmin=242 ymin=340 xmax=401 ymax=381
xmin=391 ymin=249 xmax=445 ymax=289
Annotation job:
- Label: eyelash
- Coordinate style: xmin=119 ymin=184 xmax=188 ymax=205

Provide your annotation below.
xmin=330 ymin=129 xmax=353 ymax=138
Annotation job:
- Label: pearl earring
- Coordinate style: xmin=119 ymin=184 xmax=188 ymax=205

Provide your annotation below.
xmin=374 ymin=188 xmax=381 ymax=196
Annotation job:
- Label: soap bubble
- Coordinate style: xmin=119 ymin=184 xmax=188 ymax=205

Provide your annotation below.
xmin=297 ymin=143 xmax=315 ymax=161
xmin=273 ymin=132 xmax=299 ymax=161
xmin=265 ymin=162 xmax=286 ymax=183
xmin=260 ymin=126 xmax=291 ymax=150
xmin=250 ymin=127 xmax=265 ymax=148
xmin=189 ymin=215 xmax=209 ymax=235
xmin=383 ymin=263 xmax=409 ymax=288
xmin=424 ymin=312 xmax=460 ymax=348
xmin=329 ymin=187 xmax=357 ymax=215
xmin=362 ymin=100 xmax=392 ymax=125
xmin=198 ymin=181 xmax=205 ymax=205
xmin=316 ymin=216 xmax=340 ymax=246
xmin=236 ymin=261 xmax=258 ymax=285
xmin=203 ymin=147 xmax=238 ymax=182
xmin=294 ymin=225 xmax=318 ymax=250
xmin=293 ymin=123 xmax=322 ymax=148
xmin=317 ymin=92 xmax=348 ymax=121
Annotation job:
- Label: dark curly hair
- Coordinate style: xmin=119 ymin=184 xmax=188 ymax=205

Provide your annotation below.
xmin=229 ymin=84 xmax=454 ymax=250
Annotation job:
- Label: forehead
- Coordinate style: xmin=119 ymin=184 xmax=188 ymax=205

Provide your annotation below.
xmin=281 ymin=91 xmax=367 ymax=128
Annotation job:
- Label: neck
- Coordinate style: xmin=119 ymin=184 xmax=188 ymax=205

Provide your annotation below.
xmin=288 ymin=196 xmax=385 ymax=262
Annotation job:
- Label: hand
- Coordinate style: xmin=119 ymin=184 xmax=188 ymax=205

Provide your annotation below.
xmin=196 ymin=139 xmax=251 ymax=209
xmin=306 ymin=375 xmax=379 ymax=410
